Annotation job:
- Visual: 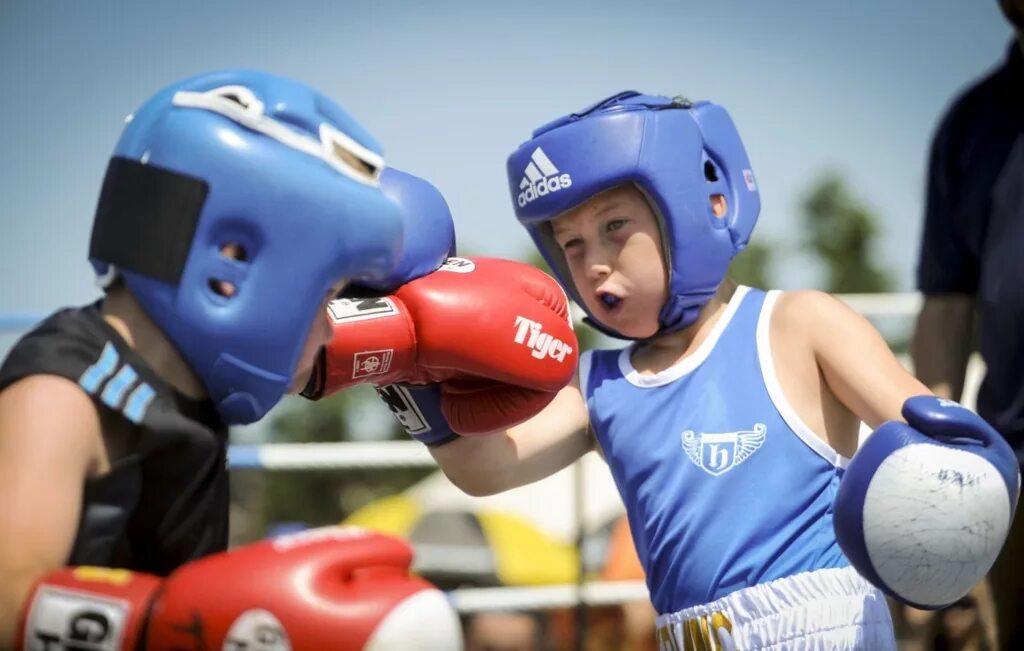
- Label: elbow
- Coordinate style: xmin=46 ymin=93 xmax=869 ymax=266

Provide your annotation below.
xmin=440 ymin=465 xmax=509 ymax=497
xmin=428 ymin=433 xmax=522 ymax=497
xmin=461 ymin=478 xmax=508 ymax=498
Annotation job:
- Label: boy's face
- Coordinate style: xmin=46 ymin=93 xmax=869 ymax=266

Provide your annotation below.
xmin=213 ymin=242 xmax=341 ymax=395
xmin=551 ymin=184 xmax=668 ymax=338
xmin=288 ymin=279 xmax=347 ymax=394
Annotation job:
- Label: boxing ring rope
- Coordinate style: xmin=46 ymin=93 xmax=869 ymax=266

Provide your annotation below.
xmin=228 ymin=440 xmax=435 ymax=470
xmin=0 ymin=292 xmax=982 ymax=615
xmin=450 ymin=580 xmax=650 ymax=613
xmin=0 ymin=293 xmax=924 ymax=336
xmin=834 ymin=292 xmax=921 ymax=317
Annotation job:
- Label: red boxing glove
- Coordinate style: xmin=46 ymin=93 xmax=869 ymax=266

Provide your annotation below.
xmin=147 ymin=526 xmax=460 ymax=651
xmin=17 ymin=528 xmax=462 ymax=651
xmin=304 ymin=257 xmax=578 ymax=435
xmin=17 ymin=567 xmax=161 ymax=651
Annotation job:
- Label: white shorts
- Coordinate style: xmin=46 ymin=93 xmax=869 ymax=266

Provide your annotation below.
xmin=654 ymin=567 xmax=895 ymax=650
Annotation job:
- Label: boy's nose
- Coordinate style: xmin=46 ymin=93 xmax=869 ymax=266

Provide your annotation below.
xmin=586 ymin=261 xmax=611 ymax=282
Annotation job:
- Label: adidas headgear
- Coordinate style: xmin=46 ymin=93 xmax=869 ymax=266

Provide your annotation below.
xmin=507 ymin=91 xmax=760 ymax=338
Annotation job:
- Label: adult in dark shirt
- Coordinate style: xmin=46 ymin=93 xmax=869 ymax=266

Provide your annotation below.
xmin=0 ymin=69 xmax=407 ymax=647
xmin=912 ymin=1 xmax=1024 ymax=648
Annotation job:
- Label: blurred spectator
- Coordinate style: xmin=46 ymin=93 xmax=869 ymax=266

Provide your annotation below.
xmin=929 ymin=595 xmax=992 ymax=651
xmin=547 ymin=605 xmax=622 ymax=651
xmin=464 ymin=610 xmax=545 ymax=651
xmin=547 ymin=516 xmax=657 ymax=651
xmin=911 ymin=1 xmax=1024 ymax=648
xmin=600 ymin=517 xmax=656 ymax=651
xmin=891 ymin=588 xmax=995 ymax=651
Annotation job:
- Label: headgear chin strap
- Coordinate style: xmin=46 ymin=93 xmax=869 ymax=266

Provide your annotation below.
xmin=89 ymin=70 xmax=405 ymax=424
xmin=507 ymin=91 xmax=760 ymax=339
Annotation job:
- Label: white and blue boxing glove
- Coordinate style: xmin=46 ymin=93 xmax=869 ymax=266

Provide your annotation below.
xmin=834 ymin=395 xmax=1020 ymax=609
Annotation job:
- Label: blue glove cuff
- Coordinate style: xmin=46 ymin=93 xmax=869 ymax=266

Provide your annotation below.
xmin=376 ymin=384 xmax=459 ymax=447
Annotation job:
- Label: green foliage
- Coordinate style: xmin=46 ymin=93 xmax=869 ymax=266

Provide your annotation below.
xmin=802 ymin=173 xmax=893 ymax=294
xmin=728 ymin=241 xmax=774 ymax=290
xmin=238 ymin=386 xmax=432 ymax=536
xmin=271 ymin=385 xmax=384 ymax=443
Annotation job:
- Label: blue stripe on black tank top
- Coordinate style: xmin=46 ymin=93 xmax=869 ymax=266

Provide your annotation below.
xmin=580 ymin=286 xmax=850 ymax=614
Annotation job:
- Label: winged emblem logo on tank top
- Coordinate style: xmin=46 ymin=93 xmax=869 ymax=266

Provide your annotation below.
xmin=681 ymin=423 xmax=767 ymax=476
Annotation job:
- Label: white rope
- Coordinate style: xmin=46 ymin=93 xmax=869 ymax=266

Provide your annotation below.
xmin=449 ymin=580 xmax=649 ymax=612
xmin=834 ymin=292 xmax=921 ymax=318
xmin=229 ymin=440 xmax=435 ymax=470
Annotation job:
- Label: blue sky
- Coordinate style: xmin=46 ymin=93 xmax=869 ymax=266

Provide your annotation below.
xmin=0 ymin=0 xmax=1011 ymax=340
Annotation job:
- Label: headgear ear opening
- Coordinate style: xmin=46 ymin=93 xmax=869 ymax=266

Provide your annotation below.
xmin=703 ymin=160 xmax=720 ymax=183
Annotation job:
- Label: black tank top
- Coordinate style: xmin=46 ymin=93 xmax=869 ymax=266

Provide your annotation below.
xmin=0 ymin=302 xmax=229 ymax=576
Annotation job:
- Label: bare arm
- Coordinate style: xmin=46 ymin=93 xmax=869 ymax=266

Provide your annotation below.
xmin=910 ymin=294 xmax=975 ymax=400
xmin=429 ymin=374 xmax=593 ymax=496
xmin=792 ymin=291 xmax=932 ymax=429
xmin=0 ymin=376 xmax=105 ymax=647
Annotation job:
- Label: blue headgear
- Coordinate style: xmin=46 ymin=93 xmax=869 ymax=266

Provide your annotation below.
xmin=89 ymin=70 xmax=405 ymax=424
xmin=361 ymin=167 xmax=457 ymax=292
xmin=297 ymin=167 xmax=458 ymax=401
xmin=506 ymin=91 xmax=760 ymax=339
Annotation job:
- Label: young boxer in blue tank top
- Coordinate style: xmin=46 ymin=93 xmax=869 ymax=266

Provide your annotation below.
xmin=425 ymin=92 xmax=1020 ymax=650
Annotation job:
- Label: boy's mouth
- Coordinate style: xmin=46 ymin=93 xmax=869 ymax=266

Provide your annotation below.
xmin=597 ymin=290 xmax=623 ymax=313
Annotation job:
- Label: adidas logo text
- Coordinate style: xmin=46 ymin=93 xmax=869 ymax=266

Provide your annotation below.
xmin=514 ymin=315 xmax=572 ymax=362
xmin=517 ymin=147 xmax=572 ymax=207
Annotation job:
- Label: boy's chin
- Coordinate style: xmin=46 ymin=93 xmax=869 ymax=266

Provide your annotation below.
xmin=623 ymin=324 xmax=660 ymax=339
xmin=596 ymin=314 xmax=659 ymax=339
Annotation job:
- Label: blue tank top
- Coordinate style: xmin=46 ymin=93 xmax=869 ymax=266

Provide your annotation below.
xmin=581 ymin=287 xmax=850 ymax=613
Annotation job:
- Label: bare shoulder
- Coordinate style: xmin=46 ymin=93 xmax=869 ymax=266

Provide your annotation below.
xmin=0 ymin=374 xmax=105 ymax=474
xmin=0 ymin=376 xmax=106 ymax=621
xmin=772 ymin=289 xmax=852 ymax=322
xmin=771 ymin=289 xmax=866 ymax=342
xmin=772 ymin=289 xmax=927 ymax=427
xmin=0 ymin=373 xmax=101 ymax=421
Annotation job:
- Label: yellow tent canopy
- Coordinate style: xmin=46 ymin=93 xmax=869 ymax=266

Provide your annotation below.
xmin=343 ymin=455 xmax=627 ymax=587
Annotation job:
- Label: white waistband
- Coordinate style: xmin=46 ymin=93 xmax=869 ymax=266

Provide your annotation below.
xmin=654 ymin=567 xmax=895 ymax=650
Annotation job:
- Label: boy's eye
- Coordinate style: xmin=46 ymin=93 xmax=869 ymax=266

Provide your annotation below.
xmin=606 ymin=218 xmax=628 ymax=233
xmin=559 ymin=237 xmax=582 ymax=251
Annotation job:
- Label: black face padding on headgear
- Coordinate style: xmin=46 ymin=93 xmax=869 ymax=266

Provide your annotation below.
xmin=89 ymin=157 xmax=209 ymax=284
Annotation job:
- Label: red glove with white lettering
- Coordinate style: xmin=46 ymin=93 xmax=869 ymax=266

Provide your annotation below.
xmin=16 ymin=567 xmax=160 ymax=651
xmin=302 ymin=257 xmax=578 ymax=443
xmin=17 ymin=527 xmax=462 ymax=651
xmin=148 ymin=527 xmax=460 ymax=650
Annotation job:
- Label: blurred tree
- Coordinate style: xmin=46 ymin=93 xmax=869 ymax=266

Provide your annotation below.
xmin=728 ymin=241 xmax=774 ymax=290
xmin=233 ymin=385 xmax=433 ymax=542
xmin=802 ymin=173 xmax=893 ymax=294
xmin=801 ymin=172 xmax=909 ymax=351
